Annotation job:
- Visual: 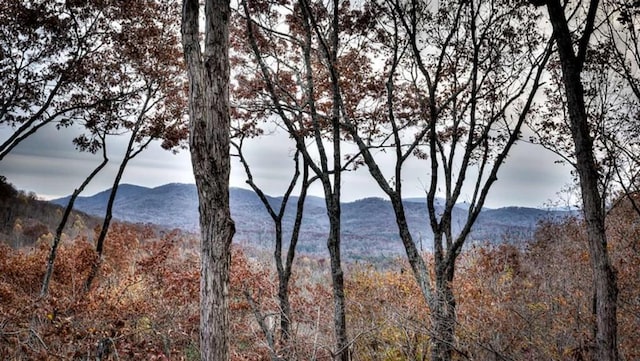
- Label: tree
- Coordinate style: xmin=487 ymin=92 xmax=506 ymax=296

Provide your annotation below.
xmin=182 ymin=0 xmax=235 ymax=360
xmin=233 ymin=134 xmax=311 ymax=359
xmin=601 ymin=0 xmax=640 ymax=214
xmin=532 ymin=0 xmax=620 ymax=359
xmin=0 ymin=1 xmax=133 ymax=160
xmin=336 ymin=1 xmax=550 ymax=359
xmin=236 ymin=2 xmax=549 ymax=360
xmin=24 ymin=0 xmax=188 ymax=295
xmin=237 ymin=2 xmax=367 ymax=358
xmin=69 ymin=0 xmax=189 ymax=292
xmin=605 ymin=0 xmax=640 ymax=101
xmin=40 ymin=129 xmax=108 ymax=297
xmin=530 ymin=0 xmax=640 ymax=215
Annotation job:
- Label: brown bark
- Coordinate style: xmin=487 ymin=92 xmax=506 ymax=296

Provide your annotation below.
xmin=265 ymin=1 xmax=350 ymax=358
xmin=431 ymin=273 xmax=456 ymax=361
xmin=243 ymin=2 xmax=350 ymax=352
xmin=273 ymin=158 xmax=309 ymax=352
xmin=321 ymin=0 xmax=349 ymax=358
xmin=543 ymin=0 xmax=619 ymax=359
xmin=182 ymin=1 xmax=235 ymax=360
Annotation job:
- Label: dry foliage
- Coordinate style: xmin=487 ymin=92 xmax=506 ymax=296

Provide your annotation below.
xmin=1 ymin=201 xmax=639 ymax=360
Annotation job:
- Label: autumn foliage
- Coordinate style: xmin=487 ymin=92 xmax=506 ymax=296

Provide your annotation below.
xmin=1 ymin=196 xmax=639 ymax=359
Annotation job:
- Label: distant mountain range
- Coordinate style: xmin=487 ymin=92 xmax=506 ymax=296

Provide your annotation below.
xmin=51 ymin=183 xmax=576 ymax=260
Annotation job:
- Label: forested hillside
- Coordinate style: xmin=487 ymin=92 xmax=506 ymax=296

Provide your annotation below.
xmin=0 ymin=178 xmax=101 ymax=249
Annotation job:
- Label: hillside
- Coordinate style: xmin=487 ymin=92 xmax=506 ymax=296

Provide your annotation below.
xmin=0 ymin=177 xmax=102 ymax=248
xmin=51 ymin=183 xmax=575 ymax=259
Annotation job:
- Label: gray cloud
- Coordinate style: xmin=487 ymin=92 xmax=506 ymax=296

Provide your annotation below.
xmin=0 ymin=124 xmax=572 ymax=208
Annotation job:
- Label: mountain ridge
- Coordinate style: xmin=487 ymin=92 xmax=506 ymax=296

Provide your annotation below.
xmin=51 ymin=183 xmax=575 ymax=259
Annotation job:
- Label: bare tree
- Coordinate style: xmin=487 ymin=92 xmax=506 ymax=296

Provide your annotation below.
xmin=601 ymin=0 xmax=640 ymax=214
xmin=532 ymin=0 xmax=620 ymax=359
xmin=235 ymin=1 xmax=548 ymax=360
xmin=182 ymin=0 xmax=235 ymax=360
xmin=237 ymin=1 xmax=364 ymax=358
xmin=233 ymin=134 xmax=310 ymax=359
xmin=335 ymin=1 xmax=551 ymax=359
xmin=530 ymin=0 xmax=640 ymax=215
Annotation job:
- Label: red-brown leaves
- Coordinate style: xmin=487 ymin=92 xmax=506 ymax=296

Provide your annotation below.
xmin=1 ymin=0 xmax=188 ymax=161
xmin=1 ymin=209 xmax=640 ymax=359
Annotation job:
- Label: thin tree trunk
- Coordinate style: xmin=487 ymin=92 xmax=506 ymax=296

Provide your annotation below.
xmin=327 ymin=201 xmax=348 ymax=361
xmin=236 ymin=143 xmax=310 ymax=356
xmin=431 ymin=248 xmax=457 ymax=361
xmin=543 ymin=1 xmax=619 ymax=359
xmin=84 ymin=120 xmax=146 ymax=292
xmin=182 ymin=1 xmax=235 ymax=360
xmin=297 ymin=0 xmax=349 ymax=358
xmin=276 ymin=159 xmax=309 ymax=351
xmin=244 ymin=290 xmax=280 ymax=361
xmin=388 ymin=195 xmax=434 ymax=305
xmin=243 ymin=0 xmax=348 ymax=357
xmin=340 ymin=3 xmax=552 ymax=359
xmin=41 ymin=144 xmax=108 ymax=297
xmin=327 ymin=1 xmax=348 ymax=357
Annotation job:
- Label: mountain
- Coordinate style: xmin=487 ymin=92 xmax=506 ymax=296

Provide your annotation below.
xmin=51 ymin=183 xmax=575 ymax=260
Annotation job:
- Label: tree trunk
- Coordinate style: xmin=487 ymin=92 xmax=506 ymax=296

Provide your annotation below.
xmin=327 ymin=1 xmax=348 ymax=357
xmin=237 ymin=144 xmax=309 ymax=354
xmin=83 ymin=166 xmax=122 ymax=292
xmin=84 ymin=121 xmax=144 ymax=292
xmin=182 ymin=1 xmax=235 ymax=360
xmin=327 ymin=198 xmax=348 ymax=361
xmin=244 ymin=0 xmax=348 ymax=356
xmin=431 ymin=257 xmax=456 ymax=361
xmin=41 ymin=148 xmax=108 ymax=297
xmin=388 ymin=195 xmax=433 ymax=304
xmin=544 ymin=1 xmax=619 ymax=359
xmin=276 ymin=163 xmax=309 ymax=351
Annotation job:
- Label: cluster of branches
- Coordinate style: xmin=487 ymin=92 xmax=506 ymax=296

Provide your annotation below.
xmin=529 ymin=0 xmax=640 ymax=213
xmin=224 ymin=0 xmax=638 ymax=360
xmin=227 ymin=0 xmax=553 ymax=360
xmin=0 ymin=1 xmax=188 ymax=295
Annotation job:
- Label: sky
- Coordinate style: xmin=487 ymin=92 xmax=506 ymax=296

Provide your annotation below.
xmin=0 ymin=122 xmax=576 ymax=209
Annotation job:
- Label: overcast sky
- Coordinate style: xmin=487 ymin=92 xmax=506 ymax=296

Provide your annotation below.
xmin=0 ymin=123 xmax=575 ymax=209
